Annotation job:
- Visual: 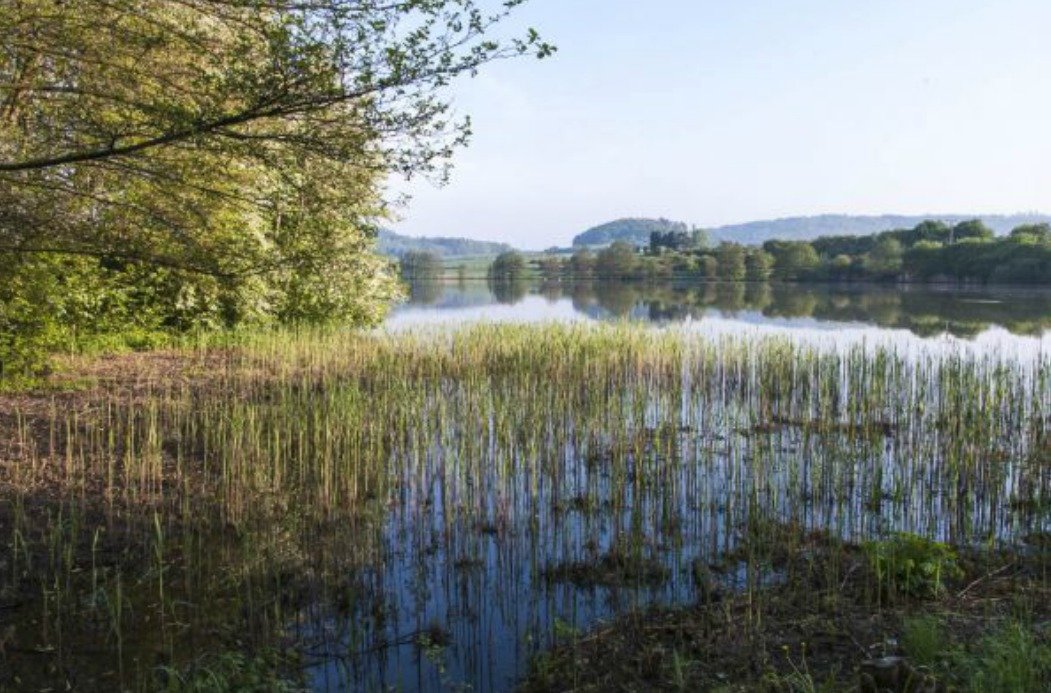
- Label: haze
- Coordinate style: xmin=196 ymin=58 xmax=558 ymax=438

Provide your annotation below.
xmin=389 ymin=0 xmax=1051 ymax=250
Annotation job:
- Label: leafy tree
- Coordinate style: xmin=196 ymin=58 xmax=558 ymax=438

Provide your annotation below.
xmin=649 ymin=230 xmax=692 ymax=253
xmin=0 ymin=0 xmax=550 ymax=378
xmin=488 ymin=251 xmax=527 ymax=281
xmin=716 ymin=243 xmax=746 ymax=281
xmin=569 ymin=249 xmax=596 ymax=278
xmin=400 ymin=252 xmax=444 ymax=281
xmin=744 ymin=250 xmax=774 ymax=282
xmin=697 ymin=255 xmax=719 ymax=280
xmin=864 ymin=237 xmax=904 ymax=279
xmin=829 ymin=254 xmax=855 ymax=280
xmin=690 ymin=228 xmax=713 ymax=250
xmin=1010 ymin=223 xmax=1051 ymax=244
xmin=595 ymin=241 xmax=639 ymax=278
xmin=769 ymin=242 xmax=820 ymax=280
xmin=951 ymin=220 xmax=994 ymax=243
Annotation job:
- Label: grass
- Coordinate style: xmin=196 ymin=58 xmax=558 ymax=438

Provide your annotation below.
xmin=0 ymin=323 xmax=1047 ymax=690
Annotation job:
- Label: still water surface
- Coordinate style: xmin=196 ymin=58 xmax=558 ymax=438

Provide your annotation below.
xmin=387 ymin=280 xmax=1051 ymax=355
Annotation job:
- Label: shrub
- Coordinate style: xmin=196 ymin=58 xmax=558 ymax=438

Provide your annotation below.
xmin=863 ymin=533 xmax=962 ymax=599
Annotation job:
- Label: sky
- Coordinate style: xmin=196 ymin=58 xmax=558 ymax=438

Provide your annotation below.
xmin=387 ymin=0 xmax=1051 ymax=250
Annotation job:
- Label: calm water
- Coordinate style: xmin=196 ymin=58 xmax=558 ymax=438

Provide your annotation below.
xmin=388 ymin=280 xmax=1051 ymax=356
xmin=293 ymin=281 xmax=1051 ymax=691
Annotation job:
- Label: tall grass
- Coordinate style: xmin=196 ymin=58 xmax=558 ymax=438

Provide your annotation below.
xmin=0 ymin=324 xmax=1047 ymax=689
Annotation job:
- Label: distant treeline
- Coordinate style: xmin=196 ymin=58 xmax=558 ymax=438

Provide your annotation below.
xmin=532 ymin=220 xmax=1051 ymax=285
xmin=379 ymin=229 xmax=514 ymax=258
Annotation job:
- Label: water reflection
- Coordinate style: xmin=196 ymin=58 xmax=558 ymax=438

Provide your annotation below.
xmin=390 ymin=280 xmax=1051 ymax=340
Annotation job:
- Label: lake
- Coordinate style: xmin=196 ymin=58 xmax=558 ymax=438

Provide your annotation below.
xmin=389 ymin=279 xmax=1051 ymax=357
xmin=3 ymin=283 xmax=1048 ymax=692
xmin=294 ymin=281 xmax=1051 ymax=690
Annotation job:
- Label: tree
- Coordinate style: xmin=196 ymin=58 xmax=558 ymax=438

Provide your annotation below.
xmin=569 ymin=249 xmax=596 ymax=278
xmin=697 ymin=255 xmax=718 ymax=280
xmin=400 ymin=252 xmax=443 ymax=281
xmin=649 ymin=230 xmax=691 ymax=254
xmin=488 ymin=251 xmax=527 ymax=281
xmin=771 ymin=242 xmax=820 ymax=281
xmin=596 ymin=241 xmax=639 ymax=278
xmin=951 ymin=220 xmax=994 ymax=243
xmin=863 ymin=237 xmax=904 ymax=279
xmin=745 ymin=250 xmax=774 ymax=282
xmin=690 ymin=228 xmax=712 ymax=250
xmin=0 ymin=0 xmax=551 ymax=378
xmin=536 ymin=255 xmax=564 ymax=281
xmin=716 ymin=243 xmax=746 ymax=281
xmin=829 ymin=254 xmax=854 ymax=280
xmin=1010 ymin=223 xmax=1051 ymax=244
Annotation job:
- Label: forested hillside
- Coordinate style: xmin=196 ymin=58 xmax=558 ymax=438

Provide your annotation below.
xmin=572 ymin=218 xmax=690 ymax=247
xmin=710 ymin=213 xmax=1051 ymax=244
xmin=378 ymin=229 xmax=514 ymax=257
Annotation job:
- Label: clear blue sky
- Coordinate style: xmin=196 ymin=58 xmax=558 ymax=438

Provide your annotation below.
xmin=388 ymin=0 xmax=1051 ymax=249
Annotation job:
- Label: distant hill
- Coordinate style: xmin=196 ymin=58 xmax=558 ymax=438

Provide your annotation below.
xmin=708 ymin=213 xmax=1051 ymax=245
xmin=572 ymin=218 xmax=689 ymax=247
xmin=571 ymin=214 xmax=1051 ymax=248
xmin=377 ymin=229 xmax=514 ymax=258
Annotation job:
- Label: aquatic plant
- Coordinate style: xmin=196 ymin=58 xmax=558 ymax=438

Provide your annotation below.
xmin=0 ymin=323 xmax=1046 ymax=690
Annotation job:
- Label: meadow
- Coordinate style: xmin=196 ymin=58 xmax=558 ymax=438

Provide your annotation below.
xmin=0 ymin=324 xmax=1048 ymax=690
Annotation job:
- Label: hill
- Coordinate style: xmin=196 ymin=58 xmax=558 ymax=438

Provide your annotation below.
xmin=572 ymin=214 xmax=1051 ymax=247
xmin=572 ymin=218 xmax=689 ymax=247
xmin=377 ymin=229 xmax=514 ymax=258
xmin=708 ymin=213 xmax=1051 ymax=245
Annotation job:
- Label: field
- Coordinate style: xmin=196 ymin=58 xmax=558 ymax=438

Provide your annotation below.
xmin=0 ymin=324 xmax=1048 ymax=690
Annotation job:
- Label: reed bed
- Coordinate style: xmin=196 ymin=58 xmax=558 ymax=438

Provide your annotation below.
xmin=0 ymin=324 xmax=1047 ymax=690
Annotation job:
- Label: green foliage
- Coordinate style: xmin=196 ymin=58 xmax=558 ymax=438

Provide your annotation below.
xmin=595 ymin=241 xmax=640 ymax=278
xmin=526 ymin=216 xmax=1051 ymax=288
xmin=745 ymin=249 xmax=774 ymax=282
xmin=901 ymin=615 xmax=949 ymax=667
xmin=901 ymin=615 xmax=1050 ymax=691
xmin=488 ymin=251 xmax=528 ymax=281
xmin=714 ymin=242 xmax=746 ymax=281
xmin=698 ymin=254 xmax=719 ymax=279
xmin=0 ymin=0 xmax=547 ymax=383
xmin=863 ymin=237 xmax=904 ymax=278
xmin=0 ymin=254 xmax=62 ymax=382
xmin=400 ymin=251 xmax=444 ymax=281
xmin=958 ymin=621 xmax=1051 ymax=692
xmin=863 ymin=533 xmax=963 ymax=599
xmin=0 ymin=251 xmax=242 ymax=382
xmin=767 ymin=241 xmax=821 ymax=280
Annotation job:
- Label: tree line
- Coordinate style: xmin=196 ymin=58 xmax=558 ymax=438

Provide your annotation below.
xmin=527 ymin=220 xmax=1051 ymax=285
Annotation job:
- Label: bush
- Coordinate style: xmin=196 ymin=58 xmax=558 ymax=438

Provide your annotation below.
xmin=957 ymin=621 xmax=1051 ymax=692
xmin=863 ymin=533 xmax=962 ymax=599
xmin=901 ymin=615 xmax=949 ymax=666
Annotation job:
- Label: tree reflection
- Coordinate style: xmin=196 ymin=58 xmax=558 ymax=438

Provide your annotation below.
xmin=493 ymin=280 xmax=1051 ymax=338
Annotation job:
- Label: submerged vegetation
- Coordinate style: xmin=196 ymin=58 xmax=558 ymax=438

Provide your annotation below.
xmin=0 ymin=323 xmax=1047 ymax=690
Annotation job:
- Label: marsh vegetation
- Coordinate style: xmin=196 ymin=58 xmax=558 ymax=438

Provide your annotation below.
xmin=1 ymin=323 xmax=1047 ymax=690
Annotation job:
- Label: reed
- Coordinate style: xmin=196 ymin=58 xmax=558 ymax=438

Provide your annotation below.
xmin=0 ymin=323 xmax=1046 ymax=690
